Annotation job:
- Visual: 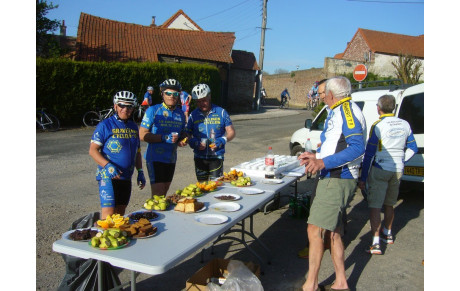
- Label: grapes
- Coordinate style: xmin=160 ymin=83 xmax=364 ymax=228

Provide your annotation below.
xmin=129 ymin=211 xmax=158 ymax=221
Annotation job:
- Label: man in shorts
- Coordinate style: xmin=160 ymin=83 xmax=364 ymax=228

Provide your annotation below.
xmin=89 ymin=91 xmax=146 ymax=219
xmin=142 ymin=86 xmax=154 ymax=107
xmin=180 ymin=90 xmax=191 ymax=121
xmin=358 ymin=94 xmax=418 ymax=255
xmin=139 ymin=79 xmax=188 ymax=197
xmin=186 ymin=83 xmax=235 ymax=181
xmin=298 ymin=76 xmax=366 ymax=291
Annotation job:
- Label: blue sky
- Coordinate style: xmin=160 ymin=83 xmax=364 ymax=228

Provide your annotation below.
xmin=45 ymin=0 xmax=424 ymax=74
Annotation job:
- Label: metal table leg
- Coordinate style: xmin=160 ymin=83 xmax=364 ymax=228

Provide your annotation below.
xmin=98 ymin=260 xmax=103 ymax=291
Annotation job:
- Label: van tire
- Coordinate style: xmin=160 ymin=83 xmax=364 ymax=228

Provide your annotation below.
xmin=291 ymin=145 xmax=304 ymax=157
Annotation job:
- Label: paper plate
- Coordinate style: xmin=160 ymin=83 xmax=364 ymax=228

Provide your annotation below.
xmin=213 ymin=193 xmax=241 ymax=201
xmin=194 ymin=214 xmax=229 ymax=225
xmin=127 ymin=210 xmax=159 ymax=222
xmin=238 ymin=188 xmax=265 ymax=195
xmin=282 ymin=171 xmax=303 ymax=177
xmin=261 ymin=178 xmax=284 ymax=184
xmin=209 ymin=202 xmax=241 ymax=212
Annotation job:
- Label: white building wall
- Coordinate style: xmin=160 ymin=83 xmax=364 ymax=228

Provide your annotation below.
xmin=167 ymin=15 xmax=200 ymax=30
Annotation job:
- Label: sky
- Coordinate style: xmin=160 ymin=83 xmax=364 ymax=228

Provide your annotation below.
xmin=45 ymin=0 xmax=424 ymax=74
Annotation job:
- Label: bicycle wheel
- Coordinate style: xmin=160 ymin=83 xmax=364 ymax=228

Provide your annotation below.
xmin=83 ymin=111 xmax=101 ymax=127
xmin=43 ymin=113 xmax=60 ymax=131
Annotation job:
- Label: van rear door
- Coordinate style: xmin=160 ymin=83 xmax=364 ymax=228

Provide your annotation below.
xmin=396 ymin=83 xmax=424 ymax=182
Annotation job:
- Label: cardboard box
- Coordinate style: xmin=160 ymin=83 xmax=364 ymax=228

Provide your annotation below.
xmin=185 ymin=258 xmax=261 ymax=291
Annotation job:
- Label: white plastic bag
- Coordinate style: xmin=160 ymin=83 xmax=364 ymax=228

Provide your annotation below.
xmin=206 ymin=260 xmax=263 ymax=291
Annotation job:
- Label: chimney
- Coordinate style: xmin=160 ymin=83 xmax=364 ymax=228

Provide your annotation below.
xmin=150 ymin=16 xmax=156 ymax=27
xmin=60 ymin=20 xmax=66 ymax=36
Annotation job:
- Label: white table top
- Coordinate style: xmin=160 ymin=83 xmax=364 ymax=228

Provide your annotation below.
xmin=52 ymin=171 xmax=303 ymax=275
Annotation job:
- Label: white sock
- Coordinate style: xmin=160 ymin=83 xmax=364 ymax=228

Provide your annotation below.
xmin=373 ymin=236 xmax=380 ymax=245
xmin=383 ymin=227 xmax=391 ymax=235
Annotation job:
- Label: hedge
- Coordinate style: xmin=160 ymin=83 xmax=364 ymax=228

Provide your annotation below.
xmin=36 ymin=58 xmax=221 ymax=126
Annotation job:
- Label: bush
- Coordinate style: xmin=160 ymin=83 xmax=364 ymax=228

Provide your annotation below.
xmin=36 ymin=58 xmax=221 ymax=126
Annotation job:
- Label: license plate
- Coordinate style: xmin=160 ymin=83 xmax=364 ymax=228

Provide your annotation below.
xmin=404 ymin=166 xmax=424 ymax=177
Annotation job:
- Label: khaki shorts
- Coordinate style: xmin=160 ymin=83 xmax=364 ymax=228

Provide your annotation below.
xmin=367 ymin=166 xmax=402 ymax=208
xmin=307 ymin=178 xmax=357 ymax=231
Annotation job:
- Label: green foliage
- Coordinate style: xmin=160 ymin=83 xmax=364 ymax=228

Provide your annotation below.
xmin=290 ymin=72 xmax=295 ymax=78
xmin=36 ymin=59 xmax=221 ymax=126
xmin=36 ymin=0 xmax=62 ymax=58
xmin=312 ymin=102 xmax=325 ymax=118
xmin=391 ymin=54 xmax=423 ymax=84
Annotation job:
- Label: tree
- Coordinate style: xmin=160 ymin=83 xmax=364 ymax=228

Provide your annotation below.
xmin=274 ymin=68 xmax=289 ymax=74
xmin=391 ymin=54 xmax=423 ymax=84
xmin=36 ymin=0 xmax=61 ymax=58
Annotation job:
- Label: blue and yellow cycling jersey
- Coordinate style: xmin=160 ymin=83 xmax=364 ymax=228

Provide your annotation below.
xmin=317 ymin=97 xmax=366 ymax=179
xmin=91 ymin=115 xmax=140 ymax=181
xmin=186 ymin=104 xmax=233 ymax=159
xmin=140 ymin=103 xmax=186 ymax=163
xmin=360 ymin=114 xmax=418 ymax=182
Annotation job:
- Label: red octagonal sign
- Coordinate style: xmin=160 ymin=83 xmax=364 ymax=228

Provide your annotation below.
xmin=353 ymin=64 xmax=368 ymax=82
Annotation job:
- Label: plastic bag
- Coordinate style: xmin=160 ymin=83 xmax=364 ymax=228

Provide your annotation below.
xmin=57 ymin=212 xmax=122 ymax=291
xmin=207 ymin=260 xmax=263 ymax=291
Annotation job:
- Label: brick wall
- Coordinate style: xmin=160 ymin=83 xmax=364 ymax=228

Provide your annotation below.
xmin=227 ymin=68 xmax=256 ymax=112
xmin=342 ymin=33 xmax=371 ymax=62
xmin=262 ymin=68 xmax=325 ymax=107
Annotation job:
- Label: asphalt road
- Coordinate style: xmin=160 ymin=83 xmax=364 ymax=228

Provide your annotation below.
xmin=36 ymin=108 xmax=424 ymax=290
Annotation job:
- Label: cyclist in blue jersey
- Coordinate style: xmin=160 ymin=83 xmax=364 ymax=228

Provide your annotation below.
xmin=180 ymin=91 xmax=191 ymax=121
xmin=142 ymin=86 xmax=154 ymax=107
xmin=186 ymin=84 xmax=236 ymax=182
xmin=280 ymin=88 xmax=290 ymax=108
xmin=89 ymin=91 xmax=146 ymax=219
xmin=298 ymin=77 xmax=365 ymax=291
xmin=308 ymin=81 xmax=319 ymax=109
xmin=139 ymin=79 xmax=188 ymax=197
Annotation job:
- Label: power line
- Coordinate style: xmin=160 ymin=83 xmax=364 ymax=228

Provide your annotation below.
xmin=196 ymin=0 xmax=252 ymax=21
xmin=346 ymin=0 xmax=423 ymax=3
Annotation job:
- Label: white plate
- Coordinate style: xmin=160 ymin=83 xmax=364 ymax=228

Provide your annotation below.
xmin=185 ymin=204 xmax=207 ymax=214
xmin=209 ymin=202 xmax=241 ymax=212
xmin=238 ymin=188 xmax=265 ymax=195
xmin=262 ymin=178 xmax=284 ymax=184
xmin=282 ymin=171 xmax=303 ymax=177
xmin=213 ymin=193 xmax=241 ymax=201
xmin=194 ymin=214 xmax=229 ymax=225
xmin=62 ymin=228 xmax=100 ymax=241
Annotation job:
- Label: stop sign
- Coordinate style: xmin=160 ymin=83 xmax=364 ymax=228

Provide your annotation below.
xmin=353 ymin=64 xmax=368 ymax=82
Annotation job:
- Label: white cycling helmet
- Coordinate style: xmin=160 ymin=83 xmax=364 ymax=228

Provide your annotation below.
xmin=159 ymin=79 xmax=182 ymax=91
xmin=191 ymin=84 xmax=211 ymax=100
xmin=113 ymin=91 xmax=138 ymax=106
xmin=147 ymin=86 xmax=154 ymax=91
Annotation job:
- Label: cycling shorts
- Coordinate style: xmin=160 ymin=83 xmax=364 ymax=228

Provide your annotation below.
xmin=146 ymin=161 xmax=176 ymax=184
xmin=194 ymin=157 xmax=224 ymax=182
xmin=98 ymin=179 xmax=132 ymax=208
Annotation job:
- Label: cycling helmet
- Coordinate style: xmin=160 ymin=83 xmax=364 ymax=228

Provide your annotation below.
xmin=191 ymin=84 xmax=211 ymax=100
xmin=113 ymin=91 xmax=138 ymax=106
xmin=147 ymin=86 xmax=154 ymax=91
xmin=159 ymin=79 xmax=182 ymax=91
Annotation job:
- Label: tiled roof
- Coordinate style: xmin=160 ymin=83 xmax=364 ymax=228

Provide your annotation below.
xmin=350 ymin=28 xmax=424 ymax=58
xmin=76 ymin=13 xmax=235 ymax=63
xmin=231 ymin=50 xmax=259 ymax=71
xmin=160 ymin=9 xmax=203 ymax=31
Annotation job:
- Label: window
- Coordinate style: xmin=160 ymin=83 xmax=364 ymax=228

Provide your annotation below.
xmin=398 ymin=93 xmax=424 ymax=134
xmin=311 ymin=108 xmax=328 ymax=131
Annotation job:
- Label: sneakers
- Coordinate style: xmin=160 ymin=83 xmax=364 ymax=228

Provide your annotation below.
xmin=298 ymin=246 xmax=309 ymax=258
xmin=380 ymin=230 xmax=394 ymax=244
xmin=365 ymin=243 xmax=382 ymax=255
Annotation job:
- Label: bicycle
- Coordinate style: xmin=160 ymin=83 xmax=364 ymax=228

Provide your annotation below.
xmin=36 ymin=108 xmax=60 ymax=131
xmin=82 ymin=107 xmax=115 ymax=127
xmin=280 ymin=98 xmax=290 ymax=109
xmin=132 ymin=105 xmax=148 ymax=123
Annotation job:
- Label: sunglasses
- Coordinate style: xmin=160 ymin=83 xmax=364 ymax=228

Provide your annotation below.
xmin=117 ymin=103 xmax=134 ymax=109
xmin=164 ymin=91 xmax=180 ymax=97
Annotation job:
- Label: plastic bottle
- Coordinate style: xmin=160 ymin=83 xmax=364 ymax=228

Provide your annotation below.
xmin=305 ymin=138 xmax=312 ymax=179
xmin=265 ymin=147 xmax=275 ymax=179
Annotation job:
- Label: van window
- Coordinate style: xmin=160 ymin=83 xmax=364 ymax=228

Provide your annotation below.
xmin=355 ymin=101 xmax=365 ymax=111
xmin=398 ymin=92 xmax=424 ymax=134
xmin=311 ymin=108 xmax=328 ymax=131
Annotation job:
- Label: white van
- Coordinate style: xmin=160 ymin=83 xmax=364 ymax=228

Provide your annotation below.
xmin=289 ymin=82 xmax=424 ymax=183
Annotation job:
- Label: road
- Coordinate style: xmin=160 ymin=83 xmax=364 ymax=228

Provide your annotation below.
xmin=36 ymin=109 xmax=424 ymax=290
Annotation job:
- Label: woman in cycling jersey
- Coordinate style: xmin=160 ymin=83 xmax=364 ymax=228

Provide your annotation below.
xmin=139 ymin=79 xmax=188 ymax=197
xmin=89 ymin=91 xmax=146 ymax=219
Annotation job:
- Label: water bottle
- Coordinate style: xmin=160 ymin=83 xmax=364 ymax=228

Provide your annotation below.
xmin=305 ymin=138 xmax=312 ymax=178
xmin=265 ymin=147 xmax=275 ymax=179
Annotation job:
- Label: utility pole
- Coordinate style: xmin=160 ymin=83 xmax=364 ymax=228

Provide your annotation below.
xmin=255 ymin=0 xmax=268 ymax=111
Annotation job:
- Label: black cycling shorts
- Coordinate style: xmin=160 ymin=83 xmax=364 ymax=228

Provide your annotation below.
xmin=146 ymin=161 xmax=176 ymax=184
xmin=194 ymin=158 xmax=224 ymax=181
